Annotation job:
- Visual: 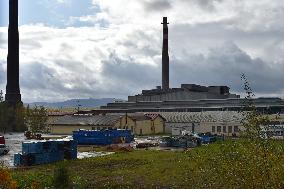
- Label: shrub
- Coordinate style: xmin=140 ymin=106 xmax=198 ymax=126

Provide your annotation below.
xmin=0 ymin=162 xmax=17 ymax=189
xmin=52 ymin=164 xmax=71 ymax=189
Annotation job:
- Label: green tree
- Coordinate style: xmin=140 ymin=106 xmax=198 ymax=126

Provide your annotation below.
xmin=0 ymin=90 xmax=26 ymax=132
xmin=241 ymin=73 xmax=269 ymax=139
xmin=25 ymin=105 xmax=48 ymax=134
xmin=13 ymin=104 xmax=27 ymax=132
xmin=0 ymin=91 xmax=9 ymax=133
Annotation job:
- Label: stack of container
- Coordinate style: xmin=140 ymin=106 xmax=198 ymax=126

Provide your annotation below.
xmin=73 ymin=129 xmax=134 ymax=145
xmin=14 ymin=140 xmax=77 ymax=166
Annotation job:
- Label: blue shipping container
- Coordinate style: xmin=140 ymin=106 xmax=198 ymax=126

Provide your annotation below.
xmin=14 ymin=139 xmax=77 ymax=166
xmin=73 ymin=129 xmax=134 ymax=145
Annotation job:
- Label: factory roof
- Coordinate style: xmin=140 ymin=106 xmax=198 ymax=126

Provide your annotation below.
xmin=50 ymin=115 xmax=122 ymax=126
xmin=158 ymin=111 xmax=244 ymax=123
xmin=127 ymin=114 xmax=151 ymax=121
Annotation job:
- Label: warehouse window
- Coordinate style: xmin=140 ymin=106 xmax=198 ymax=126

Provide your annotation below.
xmin=234 ymin=126 xmax=239 ymax=132
xmin=212 ymin=126 xmax=215 ymax=133
xmin=223 ymin=126 xmax=226 ymax=133
xmin=97 ymin=127 xmax=100 ymax=130
xmin=140 ymin=129 xmax=143 ymax=135
xmin=217 ymin=126 xmax=221 ymax=133
xmin=228 ymin=126 xmax=232 ymax=133
xmin=92 ymin=127 xmax=96 ymax=130
xmin=131 ymin=126 xmax=134 ymax=132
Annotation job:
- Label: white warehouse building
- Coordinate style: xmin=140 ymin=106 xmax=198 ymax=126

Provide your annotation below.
xmin=159 ymin=111 xmax=244 ymax=136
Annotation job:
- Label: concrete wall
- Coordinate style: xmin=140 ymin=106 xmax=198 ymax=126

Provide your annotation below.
xmin=133 ymin=118 xmax=164 ymax=135
xmin=135 ymin=120 xmax=152 ymax=135
xmin=153 ymin=116 xmax=166 ymax=134
xmin=50 ymin=125 xmax=93 ymax=135
xmin=166 ymin=121 xmax=244 ymax=136
xmin=115 ymin=116 xmax=136 ymax=133
xmin=50 ymin=115 xmax=166 ymax=136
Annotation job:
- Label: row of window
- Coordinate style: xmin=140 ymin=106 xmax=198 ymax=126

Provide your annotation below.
xmin=212 ymin=126 xmax=239 ymax=133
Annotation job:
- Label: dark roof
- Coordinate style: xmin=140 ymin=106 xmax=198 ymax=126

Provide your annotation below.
xmin=50 ymin=115 xmax=122 ymax=126
xmin=128 ymin=114 xmax=151 ymax=121
xmin=157 ymin=111 xmax=243 ymax=123
xmin=144 ymin=113 xmax=165 ymax=121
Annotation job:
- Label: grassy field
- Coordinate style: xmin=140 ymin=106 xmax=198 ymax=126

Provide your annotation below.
xmin=10 ymin=140 xmax=284 ymax=189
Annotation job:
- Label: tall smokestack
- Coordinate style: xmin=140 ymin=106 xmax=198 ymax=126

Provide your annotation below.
xmin=5 ymin=0 xmax=22 ymax=106
xmin=161 ymin=17 xmax=169 ymax=90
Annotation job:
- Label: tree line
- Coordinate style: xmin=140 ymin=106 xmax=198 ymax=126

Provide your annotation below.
xmin=0 ymin=90 xmax=48 ymax=134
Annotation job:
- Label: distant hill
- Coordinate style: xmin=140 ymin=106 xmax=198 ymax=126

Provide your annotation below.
xmin=26 ymin=98 xmax=120 ymax=109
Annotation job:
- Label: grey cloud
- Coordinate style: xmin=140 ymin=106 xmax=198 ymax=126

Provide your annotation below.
xmin=21 ymin=62 xmax=59 ymax=90
xmin=21 ymin=39 xmax=42 ymax=50
xmin=191 ymin=0 xmax=223 ymax=11
xmin=142 ymin=0 xmax=172 ymax=12
xmin=22 ymin=61 xmax=96 ymax=92
xmin=59 ymin=42 xmax=74 ymax=54
xmin=0 ymin=31 xmax=7 ymax=49
xmin=0 ymin=60 xmax=5 ymax=85
xmin=20 ymin=61 xmax=100 ymax=101
xmin=119 ymin=30 xmax=160 ymax=57
xmin=170 ymin=21 xmax=284 ymax=63
xmin=16 ymin=40 xmax=284 ymax=101
xmin=6 ymin=0 xmax=284 ymax=102
xmin=101 ymin=51 xmax=160 ymax=95
xmin=170 ymin=42 xmax=284 ymax=95
xmin=142 ymin=0 xmax=222 ymax=12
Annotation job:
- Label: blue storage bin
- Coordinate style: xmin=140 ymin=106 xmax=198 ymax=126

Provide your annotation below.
xmin=15 ymin=139 xmax=78 ymax=166
xmin=22 ymin=142 xmax=43 ymax=154
xmin=47 ymin=151 xmax=65 ymax=163
xmin=14 ymin=153 xmax=22 ymax=166
xmin=73 ymin=129 xmax=134 ymax=145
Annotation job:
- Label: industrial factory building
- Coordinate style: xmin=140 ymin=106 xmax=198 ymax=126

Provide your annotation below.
xmin=50 ymin=114 xmax=165 ymax=135
xmin=49 ymin=111 xmax=245 ymax=137
xmin=159 ymin=111 xmax=244 ymax=136
xmin=100 ymin=97 xmax=284 ymax=113
xmin=128 ymin=84 xmax=239 ymax=102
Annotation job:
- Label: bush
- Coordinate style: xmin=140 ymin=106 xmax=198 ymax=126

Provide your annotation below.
xmin=187 ymin=140 xmax=284 ymax=188
xmin=52 ymin=164 xmax=71 ymax=189
xmin=0 ymin=162 xmax=17 ymax=189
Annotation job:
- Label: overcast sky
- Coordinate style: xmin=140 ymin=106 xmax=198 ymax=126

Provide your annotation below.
xmin=1 ymin=0 xmax=284 ymax=102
